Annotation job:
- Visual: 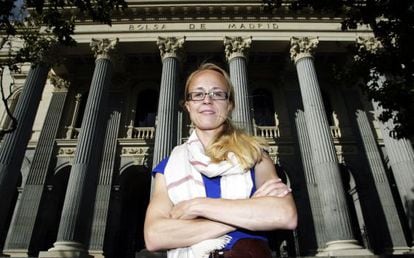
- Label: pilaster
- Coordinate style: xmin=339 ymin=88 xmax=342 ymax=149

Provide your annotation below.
xmin=88 ymin=107 xmax=121 ymax=256
xmin=3 ymin=75 xmax=69 ymax=257
xmin=0 ymin=61 xmax=50 ymax=250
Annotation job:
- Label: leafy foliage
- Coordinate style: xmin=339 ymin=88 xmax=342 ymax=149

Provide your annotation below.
xmin=264 ymin=0 xmax=414 ymax=138
xmin=0 ymin=0 xmax=127 ymax=135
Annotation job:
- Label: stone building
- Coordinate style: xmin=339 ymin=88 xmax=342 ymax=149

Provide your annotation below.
xmin=1 ymin=1 xmax=414 ymax=257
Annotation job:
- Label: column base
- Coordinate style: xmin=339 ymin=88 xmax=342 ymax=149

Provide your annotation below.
xmin=316 ymin=240 xmax=373 ymax=256
xmin=88 ymin=250 xmax=105 ymax=258
xmin=38 ymin=241 xmax=93 ymax=258
xmin=384 ymin=246 xmax=411 ymax=254
xmin=2 ymin=249 xmax=30 ymax=257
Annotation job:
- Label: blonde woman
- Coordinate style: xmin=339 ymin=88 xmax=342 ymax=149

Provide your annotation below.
xmin=144 ymin=63 xmax=297 ymax=258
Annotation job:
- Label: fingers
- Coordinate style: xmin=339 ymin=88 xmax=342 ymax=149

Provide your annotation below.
xmin=253 ymin=178 xmax=292 ymax=198
xmin=170 ymin=200 xmax=198 ymax=220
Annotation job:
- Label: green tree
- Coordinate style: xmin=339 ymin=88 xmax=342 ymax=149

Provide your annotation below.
xmin=0 ymin=0 xmax=127 ymax=135
xmin=264 ymin=0 xmax=414 ymax=138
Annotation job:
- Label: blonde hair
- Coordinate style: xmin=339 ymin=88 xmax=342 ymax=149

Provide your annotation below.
xmin=184 ymin=63 xmax=267 ymax=169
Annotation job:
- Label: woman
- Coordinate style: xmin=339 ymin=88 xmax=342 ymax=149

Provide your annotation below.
xmin=144 ymin=63 xmax=297 ymax=258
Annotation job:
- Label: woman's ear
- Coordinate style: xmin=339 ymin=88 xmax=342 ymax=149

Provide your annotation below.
xmin=184 ymin=101 xmax=190 ymax=112
xmin=227 ymin=102 xmax=234 ymax=113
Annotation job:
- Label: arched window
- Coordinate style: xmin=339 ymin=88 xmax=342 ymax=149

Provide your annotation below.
xmin=135 ymin=89 xmax=158 ymax=127
xmin=252 ymin=88 xmax=275 ymax=126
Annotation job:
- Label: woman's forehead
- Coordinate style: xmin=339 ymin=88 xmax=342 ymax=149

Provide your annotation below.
xmin=190 ymin=70 xmax=227 ymax=87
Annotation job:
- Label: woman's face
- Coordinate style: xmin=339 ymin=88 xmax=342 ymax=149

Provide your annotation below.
xmin=185 ymin=69 xmax=233 ymax=133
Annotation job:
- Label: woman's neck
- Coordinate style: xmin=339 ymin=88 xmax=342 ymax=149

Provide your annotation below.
xmin=195 ymin=127 xmax=222 ymax=148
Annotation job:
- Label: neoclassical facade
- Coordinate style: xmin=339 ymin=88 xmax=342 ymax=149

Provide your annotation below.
xmin=1 ymin=1 xmax=414 ymax=258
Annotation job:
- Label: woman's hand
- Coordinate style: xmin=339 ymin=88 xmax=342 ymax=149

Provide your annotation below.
xmin=170 ymin=198 xmax=201 ymax=220
xmin=253 ymin=178 xmax=291 ymax=198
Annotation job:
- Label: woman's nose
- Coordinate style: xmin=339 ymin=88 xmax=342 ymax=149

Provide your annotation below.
xmin=203 ymin=93 xmax=213 ymax=103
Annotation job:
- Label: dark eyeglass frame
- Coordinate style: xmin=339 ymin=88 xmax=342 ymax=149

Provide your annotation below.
xmin=186 ymin=91 xmax=229 ymax=101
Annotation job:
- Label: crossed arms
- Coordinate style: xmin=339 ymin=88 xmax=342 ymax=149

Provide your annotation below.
xmin=144 ymin=154 xmax=297 ymax=251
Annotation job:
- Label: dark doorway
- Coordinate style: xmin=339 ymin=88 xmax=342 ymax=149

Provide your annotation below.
xmin=107 ymin=165 xmax=151 ymax=258
xmin=30 ymin=166 xmax=70 ymax=255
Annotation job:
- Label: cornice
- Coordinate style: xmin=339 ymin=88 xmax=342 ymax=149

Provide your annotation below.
xmin=73 ymin=1 xmax=344 ymax=24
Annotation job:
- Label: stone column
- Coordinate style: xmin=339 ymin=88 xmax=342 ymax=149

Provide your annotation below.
xmin=354 ymin=106 xmax=408 ymax=253
xmin=0 ymin=61 xmax=50 ymax=250
xmin=224 ymin=36 xmax=253 ymax=135
xmin=357 ymin=36 xmax=414 ymax=248
xmin=88 ymin=101 xmax=121 ymax=258
xmin=39 ymin=38 xmax=118 ymax=258
xmin=152 ymin=36 xmax=185 ymax=168
xmin=294 ymin=109 xmax=327 ymax=251
xmin=290 ymin=37 xmax=371 ymax=256
xmin=374 ymin=102 xmax=414 ymax=244
xmin=3 ymin=75 xmax=69 ymax=257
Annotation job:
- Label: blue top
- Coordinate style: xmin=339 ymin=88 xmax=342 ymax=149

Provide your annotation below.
xmin=153 ymin=158 xmax=267 ymax=250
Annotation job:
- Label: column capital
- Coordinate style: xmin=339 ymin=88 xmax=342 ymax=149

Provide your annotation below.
xmin=356 ymin=36 xmax=383 ymax=58
xmin=90 ymin=38 xmax=119 ymax=61
xmin=156 ymin=36 xmax=186 ymax=61
xmin=49 ymin=73 xmax=70 ymax=92
xmin=224 ymin=36 xmax=252 ymax=61
xmin=290 ymin=36 xmax=319 ymax=63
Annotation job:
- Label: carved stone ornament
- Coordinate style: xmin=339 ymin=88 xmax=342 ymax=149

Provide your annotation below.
xmin=90 ymin=38 xmax=119 ymax=60
xmin=290 ymin=36 xmax=319 ymax=63
xmin=224 ymin=36 xmax=252 ymax=61
xmin=48 ymin=73 xmax=70 ymax=92
xmin=355 ymin=36 xmax=383 ymax=60
xmin=156 ymin=36 xmax=186 ymax=60
xmin=58 ymin=147 xmax=76 ymax=156
xmin=122 ymin=147 xmax=147 ymax=155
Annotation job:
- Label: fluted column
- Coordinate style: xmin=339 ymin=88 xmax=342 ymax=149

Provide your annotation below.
xmin=88 ymin=106 xmax=121 ymax=257
xmin=0 ymin=61 xmax=50 ymax=250
xmin=152 ymin=37 xmax=185 ymax=168
xmin=290 ymin=37 xmax=371 ymax=256
xmin=3 ymin=75 xmax=69 ymax=256
xmin=355 ymin=107 xmax=409 ymax=253
xmin=224 ymin=36 xmax=253 ymax=135
xmin=374 ymin=102 xmax=414 ymax=242
xmin=355 ymin=36 xmax=414 ymax=248
xmin=295 ymin=109 xmax=327 ymax=251
xmin=39 ymin=38 xmax=118 ymax=258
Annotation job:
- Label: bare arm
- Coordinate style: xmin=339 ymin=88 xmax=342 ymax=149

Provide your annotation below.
xmin=144 ymin=173 xmax=235 ymax=251
xmin=170 ymin=154 xmax=297 ymax=231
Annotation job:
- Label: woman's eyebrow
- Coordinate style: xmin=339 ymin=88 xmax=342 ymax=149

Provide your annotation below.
xmin=191 ymin=86 xmax=225 ymax=91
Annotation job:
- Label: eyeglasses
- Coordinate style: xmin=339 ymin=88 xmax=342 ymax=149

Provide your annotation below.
xmin=186 ymin=91 xmax=229 ymax=101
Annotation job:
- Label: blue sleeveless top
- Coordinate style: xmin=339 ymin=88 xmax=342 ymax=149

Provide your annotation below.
xmin=153 ymin=158 xmax=267 ymax=250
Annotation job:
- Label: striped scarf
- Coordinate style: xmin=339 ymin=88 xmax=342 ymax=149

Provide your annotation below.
xmin=164 ymin=131 xmax=253 ymax=258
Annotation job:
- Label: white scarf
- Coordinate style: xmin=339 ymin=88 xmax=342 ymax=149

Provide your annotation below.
xmin=164 ymin=131 xmax=253 ymax=258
